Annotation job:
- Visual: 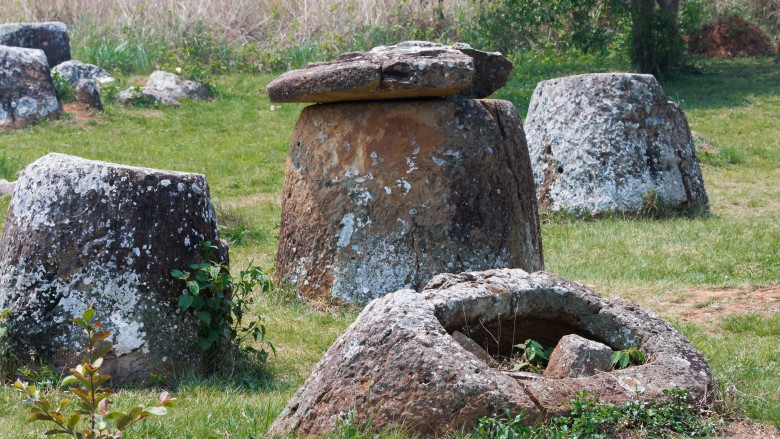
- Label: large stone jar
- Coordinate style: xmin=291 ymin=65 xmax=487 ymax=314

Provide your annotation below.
xmin=275 ymin=99 xmax=544 ymax=304
xmin=0 ymin=153 xmax=227 ymax=384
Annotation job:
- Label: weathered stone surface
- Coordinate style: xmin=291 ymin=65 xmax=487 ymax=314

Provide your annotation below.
xmin=452 ymin=330 xmax=495 ymax=365
xmin=452 ymin=42 xmax=513 ymax=99
xmin=268 ymin=269 xmax=712 ymax=437
xmin=74 ymin=79 xmax=102 ymax=110
xmin=116 ymin=71 xmax=212 ymax=106
xmin=0 ymin=153 xmax=227 ymax=384
xmin=0 ymin=22 xmax=70 ymax=67
xmin=275 ymin=99 xmax=543 ymax=304
xmin=0 ymin=45 xmax=60 ymax=130
xmin=267 ymin=41 xmax=476 ymax=103
xmin=52 ymin=60 xmax=115 ymax=85
xmin=544 ymin=334 xmax=613 ymax=379
xmin=526 ymin=73 xmax=709 ymax=215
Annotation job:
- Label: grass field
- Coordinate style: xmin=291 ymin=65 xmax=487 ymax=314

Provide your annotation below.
xmin=0 ymin=56 xmax=778 ymax=438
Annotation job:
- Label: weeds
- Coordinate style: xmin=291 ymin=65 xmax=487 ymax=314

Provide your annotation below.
xmin=51 ymin=70 xmax=75 ymax=103
xmin=470 ymin=389 xmax=718 ymax=438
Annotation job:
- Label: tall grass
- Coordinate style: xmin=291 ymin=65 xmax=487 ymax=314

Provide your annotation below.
xmin=0 ymin=0 xmax=472 ymax=53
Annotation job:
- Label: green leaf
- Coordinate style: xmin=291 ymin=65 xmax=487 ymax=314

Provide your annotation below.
xmin=178 ymin=294 xmax=195 ymax=310
xmin=60 ymin=375 xmax=78 ymax=387
xmin=66 ymin=413 xmax=81 ymax=429
xmin=187 ymin=280 xmax=200 ymax=294
xmin=209 ymin=265 xmax=222 ymax=280
xmin=193 ymin=295 xmax=206 ymax=309
xmin=143 ymin=406 xmax=168 ymax=416
xmin=170 ymin=269 xmax=188 ymax=279
xmin=198 ymin=337 xmax=214 ymax=350
xmin=114 ymin=414 xmax=133 ymax=430
xmin=44 ymin=430 xmax=70 ymax=435
xmin=196 ymin=311 xmax=212 ymax=325
xmin=27 ymin=412 xmax=54 ymax=422
xmin=83 ymin=307 xmax=95 ymax=322
xmin=90 ymin=342 xmax=113 ymax=363
xmin=207 ymin=297 xmax=222 ymax=309
xmin=105 ymin=411 xmax=125 ymax=421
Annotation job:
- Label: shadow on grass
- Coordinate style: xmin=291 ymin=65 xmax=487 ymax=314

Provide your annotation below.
xmin=662 ymin=57 xmax=780 ymax=111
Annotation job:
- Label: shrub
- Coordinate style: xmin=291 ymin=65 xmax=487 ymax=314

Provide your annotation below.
xmin=170 ymin=241 xmax=274 ymax=370
xmin=14 ymin=306 xmax=176 ymax=438
xmin=52 ymin=70 xmax=75 ymax=104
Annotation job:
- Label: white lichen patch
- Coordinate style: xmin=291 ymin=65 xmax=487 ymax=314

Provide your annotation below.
xmin=337 ymin=213 xmax=356 ymax=247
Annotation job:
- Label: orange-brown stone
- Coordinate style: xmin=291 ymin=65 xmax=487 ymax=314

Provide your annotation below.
xmin=275 ymin=98 xmax=543 ymax=304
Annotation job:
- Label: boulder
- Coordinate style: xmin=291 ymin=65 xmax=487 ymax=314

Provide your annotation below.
xmin=0 ymin=22 xmax=70 ymax=67
xmin=52 ymin=60 xmax=115 ymax=85
xmin=525 ymin=73 xmax=709 ymax=215
xmin=74 ymin=79 xmax=102 ymax=110
xmin=0 ymin=153 xmax=227 ymax=384
xmin=268 ymin=269 xmax=712 ymax=437
xmin=543 ymin=334 xmax=613 ymax=379
xmin=0 ymin=45 xmax=61 ymax=130
xmin=275 ymin=99 xmax=543 ymax=304
xmin=116 ymin=71 xmax=212 ymax=106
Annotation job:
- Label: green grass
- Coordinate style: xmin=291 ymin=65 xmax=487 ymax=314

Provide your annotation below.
xmin=1 ymin=57 xmax=779 ymax=437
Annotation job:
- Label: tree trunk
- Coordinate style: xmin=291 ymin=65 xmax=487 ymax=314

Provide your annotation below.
xmin=629 ymin=0 xmax=683 ymax=77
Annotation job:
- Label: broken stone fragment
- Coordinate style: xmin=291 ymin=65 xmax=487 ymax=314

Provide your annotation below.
xmin=452 ymin=42 xmax=513 ymax=99
xmin=0 ymin=45 xmax=61 ymax=130
xmin=52 ymin=60 xmax=115 ymax=86
xmin=267 ymin=269 xmax=712 ymax=437
xmin=0 ymin=21 xmax=71 ymax=67
xmin=74 ymin=79 xmax=102 ymax=111
xmin=275 ymin=98 xmax=543 ymax=304
xmin=116 ymin=70 xmax=212 ymax=107
xmin=525 ymin=73 xmax=709 ymax=215
xmin=0 ymin=153 xmax=227 ymax=384
xmin=543 ymin=334 xmax=613 ymax=378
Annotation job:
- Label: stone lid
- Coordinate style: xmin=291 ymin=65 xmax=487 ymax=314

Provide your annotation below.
xmin=266 ymin=41 xmax=513 ymax=103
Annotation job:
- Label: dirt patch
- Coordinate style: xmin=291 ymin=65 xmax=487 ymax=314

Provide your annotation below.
xmin=660 ymin=285 xmax=780 ymax=324
xmin=62 ymin=103 xmax=101 ymax=128
xmin=719 ymin=419 xmax=780 ymax=438
xmin=688 ymin=16 xmax=776 ymax=58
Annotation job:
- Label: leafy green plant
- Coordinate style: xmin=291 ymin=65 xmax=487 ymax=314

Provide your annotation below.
xmin=170 ymin=241 xmax=274 ymax=367
xmin=611 ymin=346 xmax=645 ymax=369
xmin=511 ymin=339 xmax=553 ymax=373
xmin=16 ymin=354 xmax=60 ymax=389
xmin=472 ymin=408 xmax=536 ymax=438
xmin=14 ymin=306 xmax=175 ymax=438
xmin=96 ymin=81 xmax=120 ymax=103
xmin=473 ymin=389 xmax=717 ymax=438
xmin=125 ymin=86 xmax=159 ymax=108
xmin=52 ymin=70 xmax=75 ymax=104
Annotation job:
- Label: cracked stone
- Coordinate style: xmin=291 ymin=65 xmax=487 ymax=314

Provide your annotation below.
xmin=0 ymin=153 xmax=228 ymax=384
xmin=275 ymin=99 xmax=543 ymax=304
xmin=268 ymin=269 xmax=713 ymax=437
xmin=525 ymin=73 xmax=709 ymax=215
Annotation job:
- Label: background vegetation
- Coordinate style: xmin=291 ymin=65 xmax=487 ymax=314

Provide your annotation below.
xmin=0 ymin=0 xmax=779 ymax=437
